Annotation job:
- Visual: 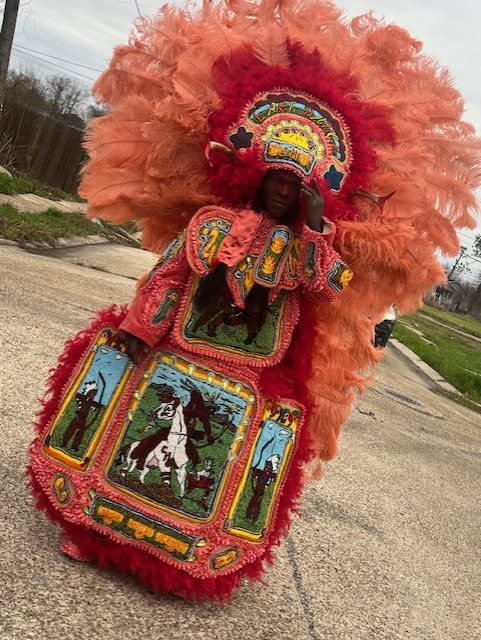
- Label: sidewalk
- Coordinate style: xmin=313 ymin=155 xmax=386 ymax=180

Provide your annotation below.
xmin=418 ymin=310 xmax=481 ymax=344
xmin=388 ymin=338 xmax=460 ymax=395
xmin=0 ymin=192 xmax=88 ymax=214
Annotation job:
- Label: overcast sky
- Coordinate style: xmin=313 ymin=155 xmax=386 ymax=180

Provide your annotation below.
xmin=4 ymin=0 xmax=481 ymax=270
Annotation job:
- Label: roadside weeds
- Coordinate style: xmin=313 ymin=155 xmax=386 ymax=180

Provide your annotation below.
xmin=0 ymin=202 xmax=140 ymax=248
xmin=393 ymin=308 xmax=481 ymax=411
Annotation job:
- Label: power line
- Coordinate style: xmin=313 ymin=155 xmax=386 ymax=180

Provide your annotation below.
xmin=134 ymin=0 xmax=143 ymax=17
xmin=11 ymin=48 xmax=96 ymax=83
xmin=11 ymin=47 xmax=96 ymax=83
xmin=14 ymin=43 xmax=103 ymax=73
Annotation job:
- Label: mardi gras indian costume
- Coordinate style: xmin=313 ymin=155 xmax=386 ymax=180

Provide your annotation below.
xmin=28 ymin=0 xmax=481 ymax=600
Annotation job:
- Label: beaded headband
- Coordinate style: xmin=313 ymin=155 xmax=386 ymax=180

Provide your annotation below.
xmin=225 ymin=90 xmax=353 ymax=191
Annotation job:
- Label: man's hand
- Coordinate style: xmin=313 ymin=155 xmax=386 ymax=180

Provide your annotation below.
xmin=301 ymin=181 xmax=325 ymax=231
xmin=119 ymin=331 xmax=148 ymax=364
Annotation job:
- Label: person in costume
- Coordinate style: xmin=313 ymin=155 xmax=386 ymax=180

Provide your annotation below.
xmin=119 ymin=168 xmax=347 ymax=362
xmin=28 ymin=0 xmax=481 ymax=601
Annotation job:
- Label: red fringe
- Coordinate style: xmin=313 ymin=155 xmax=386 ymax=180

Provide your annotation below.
xmin=28 ymin=472 xmax=265 ymax=601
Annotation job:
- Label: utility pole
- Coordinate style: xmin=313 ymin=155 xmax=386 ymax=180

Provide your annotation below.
xmin=0 ymin=0 xmax=20 ymax=109
xmin=447 ymin=245 xmax=467 ymax=281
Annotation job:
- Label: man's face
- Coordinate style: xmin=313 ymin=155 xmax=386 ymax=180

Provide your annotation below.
xmin=262 ymin=170 xmax=301 ymax=219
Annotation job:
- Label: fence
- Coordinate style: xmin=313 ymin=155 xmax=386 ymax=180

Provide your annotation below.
xmin=0 ymin=104 xmax=85 ymax=194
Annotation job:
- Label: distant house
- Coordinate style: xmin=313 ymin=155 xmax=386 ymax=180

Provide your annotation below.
xmin=430 ymin=281 xmax=468 ymax=312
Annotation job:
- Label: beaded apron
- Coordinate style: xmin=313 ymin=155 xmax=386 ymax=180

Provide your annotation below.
xmin=30 ymin=324 xmax=303 ymax=581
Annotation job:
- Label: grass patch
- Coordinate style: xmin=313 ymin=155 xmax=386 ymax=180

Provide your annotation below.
xmin=0 ymin=172 xmax=84 ymax=202
xmin=393 ymin=313 xmax=481 ymax=405
xmin=0 ymin=203 xmax=100 ymax=245
xmin=0 ymin=203 xmax=140 ymax=247
xmin=419 ymin=304 xmax=481 ymax=338
xmin=0 ymin=172 xmax=35 ymax=195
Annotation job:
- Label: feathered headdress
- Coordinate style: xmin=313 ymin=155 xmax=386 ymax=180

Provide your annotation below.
xmin=80 ymin=0 xmax=481 ymax=471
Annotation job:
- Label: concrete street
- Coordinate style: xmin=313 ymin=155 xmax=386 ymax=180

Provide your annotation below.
xmin=0 ymin=242 xmax=479 ymax=640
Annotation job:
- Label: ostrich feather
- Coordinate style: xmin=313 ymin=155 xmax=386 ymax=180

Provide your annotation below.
xmin=252 ymin=26 xmax=290 ymax=67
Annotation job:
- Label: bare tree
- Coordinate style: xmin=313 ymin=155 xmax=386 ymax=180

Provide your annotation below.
xmin=5 ymin=69 xmax=48 ymax=110
xmin=43 ymin=75 xmax=89 ymax=118
xmin=473 ymin=234 xmax=481 ymax=258
xmin=84 ymin=102 xmax=110 ymax=121
xmin=467 ymin=235 xmax=481 ymax=318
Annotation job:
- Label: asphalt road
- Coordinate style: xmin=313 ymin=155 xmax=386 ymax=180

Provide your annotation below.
xmin=1 ymin=243 xmax=479 ymax=640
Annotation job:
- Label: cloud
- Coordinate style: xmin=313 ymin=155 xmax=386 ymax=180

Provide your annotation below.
xmin=12 ymin=0 xmax=480 ymax=127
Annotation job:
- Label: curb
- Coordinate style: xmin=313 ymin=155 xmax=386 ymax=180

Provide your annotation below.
xmin=0 ymin=192 xmax=139 ymax=250
xmin=0 ymin=234 xmax=110 ymax=250
xmin=388 ymin=338 xmax=461 ymax=395
xmin=27 ymin=235 xmax=109 ymax=250
xmin=0 ymin=192 xmax=88 ymax=215
xmin=0 ymin=238 xmax=18 ymax=246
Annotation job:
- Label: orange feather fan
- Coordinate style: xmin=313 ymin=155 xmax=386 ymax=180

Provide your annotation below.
xmin=79 ymin=0 xmax=481 ymax=474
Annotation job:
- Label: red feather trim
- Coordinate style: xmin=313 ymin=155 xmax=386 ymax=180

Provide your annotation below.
xmin=27 ymin=304 xmax=314 ymax=601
